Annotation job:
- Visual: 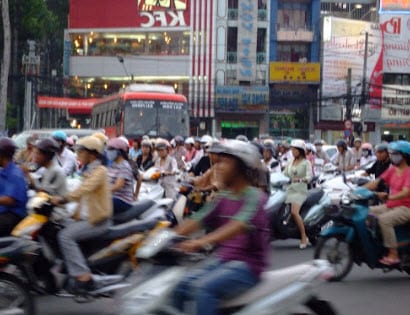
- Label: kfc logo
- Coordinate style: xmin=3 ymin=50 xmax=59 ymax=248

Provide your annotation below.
xmin=138 ymin=0 xmax=187 ymax=11
xmin=381 ymin=17 xmax=401 ymax=35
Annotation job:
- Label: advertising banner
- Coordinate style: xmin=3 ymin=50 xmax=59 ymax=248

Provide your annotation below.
xmin=237 ymin=0 xmax=258 ymax=81
xmin=380 ymin=0 xmax=410 ymax=12
xmin=381 ymin=85 xmax=410 ymax=120
xmin=215 ymin=86 xmax=268 ymax=112
xmin=270 ymin=62 xmax=320 ymax=83
xmin=321 ymin=16 xmax=383 ymax=118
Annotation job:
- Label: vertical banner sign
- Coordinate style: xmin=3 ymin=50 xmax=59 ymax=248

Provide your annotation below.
xmin=238 ymin=0 xmax=257 ymax=81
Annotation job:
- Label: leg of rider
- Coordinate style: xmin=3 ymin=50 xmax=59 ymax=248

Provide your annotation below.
xmin=172 ymin=258 xmax=221 ymax=311
xmin=112 ymin=197 xmax=132 ymax=215
xmin=193 ymin=260 xmax=258 ymax=315
xmin=58 ymin=220 xmax=110 ymax=282
xmin=0 ymin=212 xmax=22 ymax=237
xmin=291 ymin=202 xmax=308 ymax=245
xmin=378 ymin=206 xmax=410 ymax=260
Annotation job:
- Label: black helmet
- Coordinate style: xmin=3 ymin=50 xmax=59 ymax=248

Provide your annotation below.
xmin=0 ymin=137 xmax=17 ymax=158
xmin=35 ymin=138 xmax=59 ymax=155
xmin=336 ymin=139 xmax=347 ymax=150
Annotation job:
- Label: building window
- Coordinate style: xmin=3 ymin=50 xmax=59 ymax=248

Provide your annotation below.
xmin=226 ymin=70 xmax=237 ymax=85
xmin=227 ymin=27 xmax=238 ymax=64
xmin=257 ymin=28 xmax=266 ymax=64
xmin=277 ymin=2 xmax=310 ymax=31
xmin=277 ymin=43 xmax=310 ymax=62
xmin=383 ymin=73 xmax=410 ymax=86
xmin=228 ymin=0 xmax=238 ymax=20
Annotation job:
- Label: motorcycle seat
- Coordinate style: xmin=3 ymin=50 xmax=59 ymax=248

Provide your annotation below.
xmin=113 ymin=199 xmax=155 ymax=224
xmin=100 ymin=218 xmax=160 ymax=240
xmin=301 ymin=189 xmax=324 ymax=210
xmin=221 ymin=262 xmax=315 ymax=309
xmin=0 ymin=237 xmax=31 ymax=258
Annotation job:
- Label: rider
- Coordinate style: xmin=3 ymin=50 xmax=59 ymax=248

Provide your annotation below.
xmin=0 ymin=138 xmax=28 ymax=236
xmin=261 ymin=142 xmax=280 ymax=173
xmin=283 ymin=139 xmax=312 ymax=249
xmin=172 ymin=140 xmax=270 ymax=315
xmin=52 ymin=130 xmax=78 ymax=176
xmin=184 ymin=137 xmax=197 ymax=163
xmin=334 ymin=139 xmax=355 ymax=171
xmin=172 ymin=136 xmax=187 ymax=170
xmin=314 ymin=139 xmax=330 ymax=164
xmin=51 ymin=136 xmax=113 ymax=292
xmin=362 ymin=143 xmax=391 ymax=179
xmin=106 ymin=138 xmax=135 ymax=214
xmin=360 ymin=142 xmax=376 ymax=167
xmin=154 ymin=140 xmax=179 ymax=199
xmin=22 ymin=138 xmax=67 ymax=196
xmin=352 ymin=138 xmax=363 ymax=167
xmin=366 ymin=141 xmax=410 ymax=265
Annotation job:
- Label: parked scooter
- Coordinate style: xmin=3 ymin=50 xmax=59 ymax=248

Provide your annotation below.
xmin=314 ymin=186 xmax=410 ymax=281
xmin=267 ymin=173 xmax=331 ymax=245
xmin=0 ymin=238 xmax=37 ymax=315
xmin=7 ymin=192 xmax=172 ymax=301
xmin=116 ymin=228 xmax=337 ymax=315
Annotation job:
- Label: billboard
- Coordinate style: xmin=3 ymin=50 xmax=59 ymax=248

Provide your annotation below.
xmin=321 ymin=16 xmax=383 ymax=119
xmin=270 ymin=62 xmax=320 ymax=83
xmin=69 ymin=0 xmax=190 ymax=29
xmin=215 ymin=86 xmax=268 ymax=113
xmin=381 ymin=85 xmax=410 ymax=121
xmin=380 ymin=0 xmax=410 ymax=12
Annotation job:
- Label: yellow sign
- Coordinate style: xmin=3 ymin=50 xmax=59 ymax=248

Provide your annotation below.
xmin=270 ymin=62 xmax=320 ymax=83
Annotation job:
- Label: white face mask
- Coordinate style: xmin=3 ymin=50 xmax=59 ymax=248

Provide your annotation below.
xmin=390 ymin=154 xmax=403 ymax=166
xmin=106 ymin=149 xmax=119 ymax=161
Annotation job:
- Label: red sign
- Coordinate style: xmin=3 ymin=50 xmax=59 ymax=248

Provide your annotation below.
xmin=37 ymin=96 xmax=97 ymax=114
xmin=380 ymin=0 xmax=410 ymax=12
xmin=69 ymin=0 xmax=190 ymax=29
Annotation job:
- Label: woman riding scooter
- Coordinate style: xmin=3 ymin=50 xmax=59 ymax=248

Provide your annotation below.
xmin=366 ymin=140 xmax=410 ymax=266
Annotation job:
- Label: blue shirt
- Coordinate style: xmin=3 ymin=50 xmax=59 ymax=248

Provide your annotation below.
xmin=0 ymin=162 xmax=28 ymax=217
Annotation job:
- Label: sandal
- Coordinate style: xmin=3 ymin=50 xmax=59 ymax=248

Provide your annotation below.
xmin=379 ymin=256 xmax=401 ymax=266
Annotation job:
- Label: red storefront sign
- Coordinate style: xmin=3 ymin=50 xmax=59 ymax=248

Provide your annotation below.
xmin=37 ymin=96 xmax=97 ymax=114
xmin=69 ymin=0 xmax=190 ymax=29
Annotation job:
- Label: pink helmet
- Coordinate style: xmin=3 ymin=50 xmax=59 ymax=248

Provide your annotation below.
xmin=362 ymin=142 xmax=373 ymax=151
xmin=107 ymin=137 xmax=129 ymax=152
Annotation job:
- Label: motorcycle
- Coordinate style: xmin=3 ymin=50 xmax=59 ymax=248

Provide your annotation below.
xmin=137 ymin=167 xmax=166 ymax=201
xmin=0 ymin=237 xmax=37 ymax=315
xmin=116 ymin=228 xmax=338 ymax=315
xmin=314 ymin=186 xmax=410 ymax=281
xmin=7 ymin=192 xmax=173 ymax=301
xmin=267 ymin=173 xmax=331 ymax=245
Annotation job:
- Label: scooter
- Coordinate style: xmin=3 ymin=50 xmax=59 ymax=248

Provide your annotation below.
xmin=0 ymin=238 xmax=37 ymax=315
xmin=314 ymin=186 xmax=410 ymax=281
xmin=137 ymin=167 xmax=166 ymax=201
xmin=267 ymin=173 xmax=331 ymax=245
xmin=116 ymin=228 xmax=338 ymax=315
xmin=7 ymin=192 xmax=172 ymax=301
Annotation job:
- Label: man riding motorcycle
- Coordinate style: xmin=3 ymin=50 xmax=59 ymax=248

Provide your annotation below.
xmin=0 ymin=138 xmax=28 ymax=236
xmin=366 ymin=140 xmax=410 ymax=266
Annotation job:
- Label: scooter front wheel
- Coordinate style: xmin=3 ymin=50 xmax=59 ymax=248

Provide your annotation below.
xmin=0 ymin=272 xmax=35 ymax=315
xmin=314 ymin=235 xmax=353 ymax=281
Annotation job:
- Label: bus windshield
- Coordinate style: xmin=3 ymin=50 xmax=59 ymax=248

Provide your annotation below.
xmin=124 ymin=99 xmax=189 ymax=139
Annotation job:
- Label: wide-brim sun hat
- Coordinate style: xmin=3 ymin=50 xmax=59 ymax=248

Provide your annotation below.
xmin=76 ymin=136 xmax=104 ymax=154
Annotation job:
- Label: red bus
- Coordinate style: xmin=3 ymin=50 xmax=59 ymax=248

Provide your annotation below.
xmin=90 ymin=84 xmax=189 ymax=139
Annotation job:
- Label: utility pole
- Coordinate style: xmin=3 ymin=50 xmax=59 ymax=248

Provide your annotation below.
xmin=346 ymin=68 xmax=352 ymax=121
xmin=360 ymin=32 xmax=368 ymax=107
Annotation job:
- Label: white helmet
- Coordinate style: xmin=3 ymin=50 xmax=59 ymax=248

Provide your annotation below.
xmin=214 ymin=140 xmax=262 ymax=170
xmin=290 ymin=139 xmax=306 ymax=151
xmin=305 ymin=143 xmax=316 ymax=153
xmin=184 ymin=137 xmax=195 ymax=145
xmin=200 ymin=135 xmax=213 ymax=144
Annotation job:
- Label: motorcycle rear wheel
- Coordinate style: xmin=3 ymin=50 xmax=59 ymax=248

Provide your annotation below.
xmin=0 ymin=272 xmax=35 ymax=315
xmin=314 ymin=235 xmax=353 ymax=281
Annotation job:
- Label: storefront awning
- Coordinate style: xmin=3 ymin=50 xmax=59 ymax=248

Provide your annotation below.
xmin=37 ymin=96 xmax=98 ymax=114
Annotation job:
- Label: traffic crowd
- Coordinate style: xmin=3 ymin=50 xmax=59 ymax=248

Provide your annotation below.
xmin=1 ymin=131 xmax=410 ymax=312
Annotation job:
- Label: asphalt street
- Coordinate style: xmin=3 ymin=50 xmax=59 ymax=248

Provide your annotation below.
xmin=36 ymin=239 xmax=410 ymax=315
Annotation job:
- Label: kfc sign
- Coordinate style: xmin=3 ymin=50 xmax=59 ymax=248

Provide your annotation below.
xmin=381 ymin=17 xmax=401 ymax=35
xmin=137 ymin=0 xmax=190 ymax=28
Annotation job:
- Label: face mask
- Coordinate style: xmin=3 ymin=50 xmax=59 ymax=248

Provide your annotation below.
xmin=106 ymin=150 xmax=119 ymax=161
xmin=362 ymin=151 xmax=369 ymax=157
xmin=390 ymin=154 xmax=403 ymax=166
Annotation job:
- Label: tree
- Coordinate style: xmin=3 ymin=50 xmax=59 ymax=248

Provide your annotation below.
xmin=0 ymin=0 xmax=11 ymax=133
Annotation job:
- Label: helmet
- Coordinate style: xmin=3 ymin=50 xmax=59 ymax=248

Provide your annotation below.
xmin=235 ymin=135 xmax=249 ymax=142
xmin=118 ymin=136 xmax=129 ymax=148
xmin=141 ymin=139 xmax=152 ymax=147
xmin=66 ymin=137 xmax=74 ymax=146
xmin=290 ymin=139 xmax=306 ymax=151
xmin=354 ymin=138 xmax=362 ymax=144
xmin=76 ymin=136 xmax=104 ymax=154
xmin=52 ymin=130 xmax=67 ymax=142
xmin=92 ymin=132 xmax=108 ymax=145
xmin=174 ymin=136 xmax=184 ymax=145
xmin=107 ymin=137 xmax=129 ymax=152
xmin=155 ymin=139 xmax=170 ymax=150
xmin=336 ymin=139 xmax=347 ymax=150
xmin=375 ymin=143 xmax=388 ymax=152
xmin=314 ymin=139 xmax=324 ymax=146
xmin=388 ymin=141 xmax=410 ymax=155
xmin=0 ymin=137 xmax=17 ymax=158
xmin=184 ymin=137 xmax=195 ymax=145
xmin=35 ymin=138 xmax=59 ymax=155
xmin=200 ymin=135 xmax=213 ymax=144
xmin=263 ymin=143 xmax=275 ymax=155
xmin=214 ymin=140 xmax=261 ymax=169
xmin=306 ymin=143 xmax=316 ymax=153
xmin=361 ymin=143 xmax=373 ymax=151
xmin=263 ymin=139 xmax=275 ymax=147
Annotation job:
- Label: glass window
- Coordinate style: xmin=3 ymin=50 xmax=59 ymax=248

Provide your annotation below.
xmin=227 ymin=27 xmax=237 ymax=52
xmin=277 ymin=43 xmax=310 ymax=62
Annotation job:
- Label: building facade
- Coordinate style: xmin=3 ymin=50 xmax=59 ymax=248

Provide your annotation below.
xmin=268 ymin=0 xmax=321 ymax=140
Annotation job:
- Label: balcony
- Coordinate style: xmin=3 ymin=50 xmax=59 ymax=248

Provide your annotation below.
xmin=276 ymin=25 xmax=314 ymax=42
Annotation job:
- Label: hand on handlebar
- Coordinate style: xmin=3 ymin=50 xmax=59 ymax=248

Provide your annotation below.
xmin=176 ymin=239 xmax=211 ymax=253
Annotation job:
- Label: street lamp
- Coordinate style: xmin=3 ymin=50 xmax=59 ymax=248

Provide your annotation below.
xmin=117 ymin=55 xmax=134 ymax=83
